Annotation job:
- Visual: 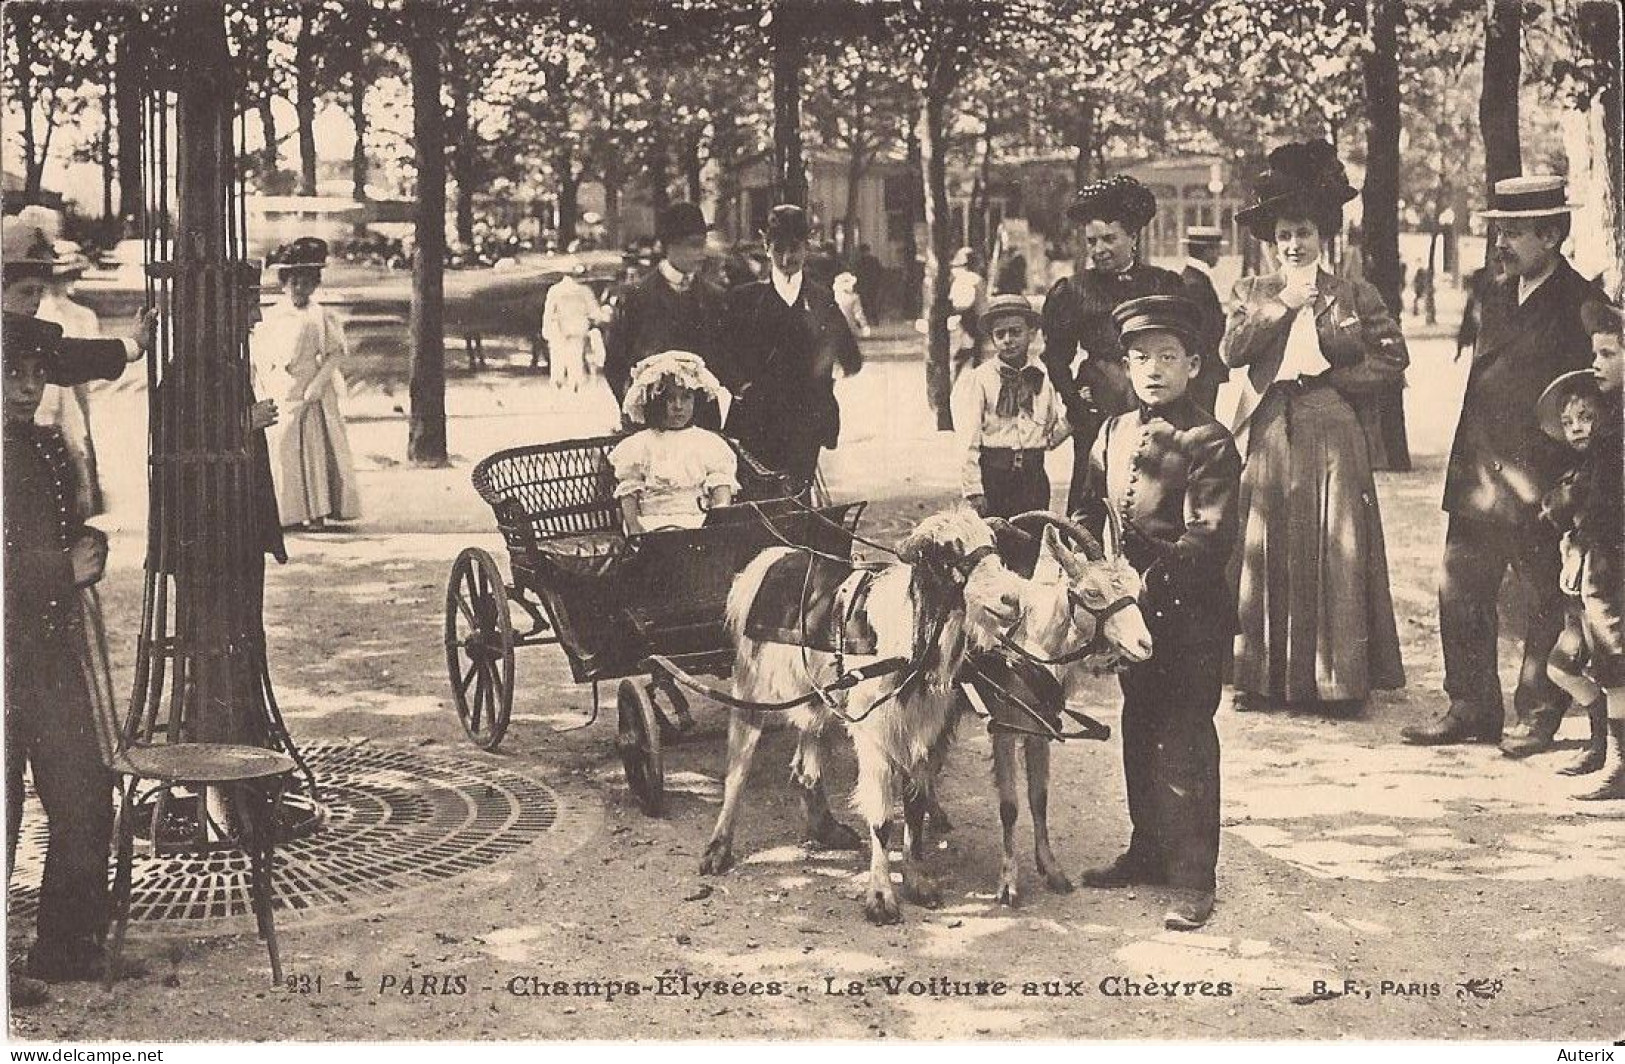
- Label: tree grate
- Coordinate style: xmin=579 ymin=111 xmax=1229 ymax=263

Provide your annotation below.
xmin=6 ymin=742 xmax=566 ymax=931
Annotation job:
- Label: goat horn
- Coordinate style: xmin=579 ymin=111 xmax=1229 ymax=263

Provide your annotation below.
xmin=1006 ymin=510 xmax=1104 ymax=562
xmin=982 ymin=515 xmax=1029 ymax=543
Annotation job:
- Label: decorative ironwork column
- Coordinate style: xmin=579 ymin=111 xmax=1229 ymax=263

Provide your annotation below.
xmin=127 ymin=2 xmax=316 ymax=840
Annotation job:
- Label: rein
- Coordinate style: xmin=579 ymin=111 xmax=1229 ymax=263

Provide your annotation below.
xmin=958 ymin=656 xmax=1113 ymax=743
xmin=996 ymin=590 xmax=1139 ymax=667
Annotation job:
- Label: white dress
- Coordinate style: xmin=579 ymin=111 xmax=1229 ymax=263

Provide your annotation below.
xmin=541 ymin=275 xmax=601 ymax=391
xmin=252 ymin=296 xmax=361 ymax=526
xmin=609 ymin=427 xmax=739 ymax=530
xmin=35 ymin=293 xmax=103 ymax=516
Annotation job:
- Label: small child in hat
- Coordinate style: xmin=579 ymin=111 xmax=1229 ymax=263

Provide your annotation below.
xmin=1538 ymin=301 xmax=1625 ymax=800
xmin=610 ymin=351 xmax=739 ymax=533
xmin=1073 ymin=294 xmax=1242 ymax=931
xmin=949 ymin=293 xmax=1070 ymax=518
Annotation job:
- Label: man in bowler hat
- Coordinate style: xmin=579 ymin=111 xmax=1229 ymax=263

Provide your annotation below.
xmin=603 ymin=202 xmax=728 ymax=428
xmin=1179 ymin=225 xmax=1228 ymax=414
xmin=1404 ymin=176 xmax=1603 ymax=751
xmin=723 ymin=204 xmax=861 ymax=493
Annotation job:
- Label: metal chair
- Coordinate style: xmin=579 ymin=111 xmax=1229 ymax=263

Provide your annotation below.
xmin=82 ymin=588 xmax=296 ymax=988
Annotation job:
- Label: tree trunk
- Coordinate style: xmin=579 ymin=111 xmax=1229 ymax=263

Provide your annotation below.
xmin=770 ymin=11 xmax=807 ymax=208
xmin=921 ymin=72 xmax=954 ymax=430
xmin=1070 ymin=93 xmax=1096 ymax=187
xmin=350 ymin=71 xmax=369 ymax=202
xmin=258 ymin=97 xmax=280 ymax=191
xmin=555 ymin=148 xmax=579 ymax=245
xmin=902 ymin=107 xmax=922 ymax=317
xmin=974 ymin=115 xmax=994 ymax=264
xmin=1362 ymin=0 xmax=1410 ymax=471
xmin=295 ymin=6 xmax=319 ymax=196
xmin=681 ymin=135 xmax=704 ymax=205
xmin=842 ymin=148 xmax=866 ymax=257
xmin=100 ymin=26 xmax=115 ymax=221
xmin=1579 ymin=0 xmax=1622 ymax=281
xmin=645 ymin=137 xmax=671 ymax=215
xmin=115 ymin=27 xmax=144 ymax=227
xmin=603 ymin=179 xmax=622 ymax=249
xmin=16 ymin=13 xmax=41 ymax=196
xmin=841 ymin=71 xmax=869 ymax=255
xmin=407 ymin=9 xmax=448 ymax=465
xmin=449 ymin=80 xmax=476 ymax=248
xmin=1480 ymin=0 xmax=1522 ymax=261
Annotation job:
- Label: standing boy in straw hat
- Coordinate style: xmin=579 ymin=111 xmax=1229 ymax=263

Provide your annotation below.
xmin=1405 ymin=176 xmax=1603 ymax=753
xmin=949 ymin=293 xmax=1070 ymax=518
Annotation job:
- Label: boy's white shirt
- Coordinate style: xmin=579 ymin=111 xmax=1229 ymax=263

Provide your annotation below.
xmin=951 ymin=353 xmax=1072 ymax=498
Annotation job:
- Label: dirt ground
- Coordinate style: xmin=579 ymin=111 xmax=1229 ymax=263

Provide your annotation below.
xmin=7 ymin=287 xmax=1623 ymax=1043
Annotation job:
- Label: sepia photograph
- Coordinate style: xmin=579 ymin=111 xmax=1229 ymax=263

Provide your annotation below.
xmin=1 ymin=0 xmax=1622 ymax=1047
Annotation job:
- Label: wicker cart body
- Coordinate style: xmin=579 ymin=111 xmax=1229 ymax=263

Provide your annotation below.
xmin=445 ymin=434 xmax=864 ymax=814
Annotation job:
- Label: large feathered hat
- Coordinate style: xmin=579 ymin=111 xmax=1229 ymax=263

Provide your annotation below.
xmin=1067 ymin=175 xmax=1159 ymax=231
xmin=1235 ymin=140 xmax=1358 ymax=241
xmin=622 ymin=350 xmax=726 ymax=427
xmin=269 ymin=235 xmax=329 ymax=273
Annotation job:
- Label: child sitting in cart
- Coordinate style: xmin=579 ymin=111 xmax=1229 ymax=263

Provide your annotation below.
xmin=611 ymin=350 xmax=739 ymax=532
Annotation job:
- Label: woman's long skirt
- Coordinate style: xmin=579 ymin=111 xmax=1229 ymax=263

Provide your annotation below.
xmin=1231 ymin=382 xmax=1405 ymax=703
xmin=270 ymin=386 xmax=361 ymax=527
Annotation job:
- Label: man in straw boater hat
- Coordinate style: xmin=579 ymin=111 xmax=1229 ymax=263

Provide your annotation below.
xmin=1403 ymin=175 xmax=1607 ymax=752
xmin=1178 ymin=225 xmax=1228 ymax=415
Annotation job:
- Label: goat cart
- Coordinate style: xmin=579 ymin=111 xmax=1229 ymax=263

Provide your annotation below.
xmin=445 ymin=435 xmax=865 ymax=815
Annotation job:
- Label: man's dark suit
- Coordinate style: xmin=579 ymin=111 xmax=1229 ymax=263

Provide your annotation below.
xmin=602 ymin=268 xmax=728 ymax=422
xmin=1180 ymin=262 xmax=1227 ymax=415
xmin=1438 ymin=257 xmax=1599 ymax=724
xmin=723 ymin=277 xmax=861 ymax=491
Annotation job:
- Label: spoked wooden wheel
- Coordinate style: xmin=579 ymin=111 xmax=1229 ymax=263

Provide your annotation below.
xmin=445 ymin=548 xmax=515 ymax=751
xmin=617 ymin=679 xmax=664 ymax=816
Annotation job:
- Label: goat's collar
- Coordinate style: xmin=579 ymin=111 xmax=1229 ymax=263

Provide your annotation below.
xmin=1071 ymin=590 xmax=1138 ymax=624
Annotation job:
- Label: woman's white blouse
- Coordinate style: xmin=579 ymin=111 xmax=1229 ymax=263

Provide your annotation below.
xmin=609 ymin=427 xmax=741 ymax=530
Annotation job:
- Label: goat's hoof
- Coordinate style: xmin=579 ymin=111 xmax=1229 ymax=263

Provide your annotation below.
xmin=698 ymin=842 xmax=734 ymax=876
xmin=864 ymin=890 xmax=902 ymax=925
xmin=902 ymin=876 xmax=942 ymax=909
xmin=1043 ymin=871 xmax=1075 ymax=894
xmin=806 ymin=818 xmax=864 ymax=852
xmin=996 ymin=882 xmax=1020 ymax=908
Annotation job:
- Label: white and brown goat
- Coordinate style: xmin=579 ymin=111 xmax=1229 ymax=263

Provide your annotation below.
xmin=698 ymin=507 xmax=1027 ymax=924
xmin=981 ymin=512 xmax=1151 ymax=908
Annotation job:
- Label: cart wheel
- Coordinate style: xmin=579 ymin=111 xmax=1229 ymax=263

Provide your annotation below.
xmin=617 ymin=679 xmax=664 ymax=816
xmin=649 ymin=671 xmax=696 ymax=740
xmin=445 ymin=548 xmax=515 ymax=751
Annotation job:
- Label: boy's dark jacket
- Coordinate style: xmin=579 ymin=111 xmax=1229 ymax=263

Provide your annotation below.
xmin=1075 ymin=393 xmax=1242 ymax=649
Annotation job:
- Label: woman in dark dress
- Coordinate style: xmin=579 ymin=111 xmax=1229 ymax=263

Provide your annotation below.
xmin=1219 ymin=141 xmax=1407 ymax=713
xmin=1041 ymin=175 xmax=1185 ymax=513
